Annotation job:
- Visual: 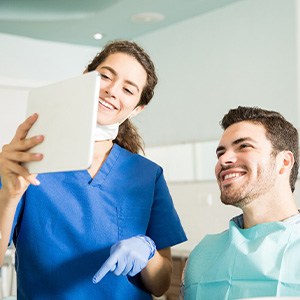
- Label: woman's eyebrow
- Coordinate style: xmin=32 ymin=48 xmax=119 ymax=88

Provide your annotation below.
xmin=100 ymin=66 xmax=117 ymax=75
xmin=99 ymin=66 xmax=140 ymax=92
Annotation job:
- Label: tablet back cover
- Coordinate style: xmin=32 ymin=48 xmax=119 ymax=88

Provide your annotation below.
xmin=24 ymin=71 xmax=100 ymax=174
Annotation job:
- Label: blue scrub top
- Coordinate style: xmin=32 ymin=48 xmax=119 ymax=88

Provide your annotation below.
xmin=10 ymin=144 xmax=187 ymax=299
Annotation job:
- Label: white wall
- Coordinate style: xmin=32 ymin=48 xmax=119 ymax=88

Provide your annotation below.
xmin=0 ymin=87 xmax=28 ymax=146
xmin=137 ymin=0 xmax=298 ymax=146
xmin=0 ymin=33 xmax=99 ymax=83
xmin=0 ymin=33 xmax=99 ymax=146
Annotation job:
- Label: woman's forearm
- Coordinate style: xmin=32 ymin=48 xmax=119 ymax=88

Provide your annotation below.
xmin=140 ymin=247 xmax=173 ymax=297
xmin=0 ymin=190 xmax=18 ymax=265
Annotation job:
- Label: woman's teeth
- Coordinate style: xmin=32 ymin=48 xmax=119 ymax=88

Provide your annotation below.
xmin=99 ymin=99 xmax=114 ymax=110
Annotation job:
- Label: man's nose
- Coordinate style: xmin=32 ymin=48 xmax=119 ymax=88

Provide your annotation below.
xmin=219 ymin=150 xmax=237 ymax=165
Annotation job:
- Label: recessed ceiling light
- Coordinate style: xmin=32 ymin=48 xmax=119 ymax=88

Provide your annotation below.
xmin=93 ymin=33 xmax=103 ymax=40
xmin=131 ymin=13 xmax=165 ymax=23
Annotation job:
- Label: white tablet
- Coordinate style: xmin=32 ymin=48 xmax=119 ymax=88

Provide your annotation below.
xmin=23 ymin=71 xmax=100 ymax=174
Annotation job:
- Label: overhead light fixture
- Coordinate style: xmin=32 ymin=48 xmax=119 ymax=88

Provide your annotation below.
xmin=93 ymin=33 xmax=103 ymax=40
xmin=131 ymin=13 xmax=165 ymax=23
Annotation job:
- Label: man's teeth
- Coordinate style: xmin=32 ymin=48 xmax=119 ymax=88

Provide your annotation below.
xmin=224 ymin=173 xmax=242 ymax=180
xmin=99 ymin=99 xmax=114 ymax=110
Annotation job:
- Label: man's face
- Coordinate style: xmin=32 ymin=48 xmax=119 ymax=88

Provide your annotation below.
xmin=215 ymin=121 xmax=279 ymax=207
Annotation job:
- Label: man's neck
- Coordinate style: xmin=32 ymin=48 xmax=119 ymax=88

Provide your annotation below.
xmin=242 ymin=190 xmax=298 ymax=228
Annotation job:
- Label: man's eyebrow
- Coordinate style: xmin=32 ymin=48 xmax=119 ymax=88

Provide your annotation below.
xmin=99 ymin=66 xmax=140 ymax=92
xmin=216 ymin=137 xmax=256 ymax=154
xmin=232 ymin=137 xmax=256 ymax=145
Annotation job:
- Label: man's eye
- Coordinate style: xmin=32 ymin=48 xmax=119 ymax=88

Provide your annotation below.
xmin=216 ymin=152 xmax=224 ymax=159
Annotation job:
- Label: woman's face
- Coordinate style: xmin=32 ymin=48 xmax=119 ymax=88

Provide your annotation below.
xmin=95 ymin=52 xmax=147 ymax=125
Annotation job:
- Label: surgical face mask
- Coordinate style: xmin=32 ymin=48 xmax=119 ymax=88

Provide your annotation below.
xmin=94 ymin=107 xmax=140 ymax=141
xmin=94 ymin=123 xmax=119 ymax=141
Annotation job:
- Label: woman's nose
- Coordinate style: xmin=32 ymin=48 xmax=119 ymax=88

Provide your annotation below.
xmin=104 ymin=89 xmax=112 ymax=96
xmin=104 ymin=82 xmax=119 ymax=98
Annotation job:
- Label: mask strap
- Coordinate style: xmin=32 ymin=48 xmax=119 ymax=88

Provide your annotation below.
xmin=118 ymin=107 xmax=139 ymax=125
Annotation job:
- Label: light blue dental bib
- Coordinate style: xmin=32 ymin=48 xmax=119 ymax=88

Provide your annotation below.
xmin=184 ymin=217 xmax=300 ymax=300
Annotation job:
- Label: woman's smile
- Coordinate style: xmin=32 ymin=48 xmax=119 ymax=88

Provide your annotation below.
xmin=98 ymin=98 xmax=117 ymax=111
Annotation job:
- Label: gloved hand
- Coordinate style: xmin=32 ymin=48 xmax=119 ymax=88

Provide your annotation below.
xmin=93 ymin=235 xmax=156 ymax=283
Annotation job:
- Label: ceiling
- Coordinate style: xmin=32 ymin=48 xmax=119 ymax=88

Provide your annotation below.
xmin=0 ymin=0 xmax=242 ymax=47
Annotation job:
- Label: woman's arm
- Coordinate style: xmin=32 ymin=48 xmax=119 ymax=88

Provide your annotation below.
xmin=140 ymin=247 xmax=172 ymax=297
xmin=0 ymin=192 xmax=19 ymax=264
xmin=0 ymin=113 xmax=44 ymax=264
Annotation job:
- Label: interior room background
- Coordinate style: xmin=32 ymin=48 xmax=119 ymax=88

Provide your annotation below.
xmin=0 ymin=0 xmax=300 ymax=297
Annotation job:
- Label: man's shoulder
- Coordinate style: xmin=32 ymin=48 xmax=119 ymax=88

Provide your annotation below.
xmin=190 ymin=229 xmax=230 ymax=257
xmin=184 ymin=230 xmax=230 ymax=283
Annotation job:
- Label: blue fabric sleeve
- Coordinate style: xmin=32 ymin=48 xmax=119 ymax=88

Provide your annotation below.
xmin=146 ymin=167 xmax=187 ymax=250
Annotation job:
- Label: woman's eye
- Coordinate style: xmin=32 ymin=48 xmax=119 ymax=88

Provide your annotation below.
xmin=124 ymin=88 xmax=133 ymax=95
xmin=100 ymin=73 xmax=111 ymax=80
xmin=240 ymin=144 xmax=251 ymax=149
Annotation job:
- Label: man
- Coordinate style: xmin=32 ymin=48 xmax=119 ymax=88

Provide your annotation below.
xmin=183 ymin=106 xmax=300 ymax=299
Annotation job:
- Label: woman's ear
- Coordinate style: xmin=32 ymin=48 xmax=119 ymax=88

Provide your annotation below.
xmin=129 ymin=105 xmax=145 ymax=119
xmin=279 ymin=150 xmax=294 ymax=175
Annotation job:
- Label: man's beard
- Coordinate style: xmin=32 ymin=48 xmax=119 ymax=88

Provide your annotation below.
xmin=219 ymin=160 xmax=277 ymax=208
xmin=220 ymin=184 xmax=256 ymax=208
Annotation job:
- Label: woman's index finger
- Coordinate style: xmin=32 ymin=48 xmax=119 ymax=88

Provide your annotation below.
xmin=13 ymin=113 xmax=38 ymax=141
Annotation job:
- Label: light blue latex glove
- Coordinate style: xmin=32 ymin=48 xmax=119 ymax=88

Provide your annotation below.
xmin=93 ymin=235 xmax=156 ymax=283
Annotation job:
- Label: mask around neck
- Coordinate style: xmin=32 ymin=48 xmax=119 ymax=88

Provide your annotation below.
xmin=94 ymin=107 xmax=139 ymax=141
xmin=94 ymin=123 xmax=119 ymax=141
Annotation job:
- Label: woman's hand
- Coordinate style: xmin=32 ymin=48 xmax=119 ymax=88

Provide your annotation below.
xmin=93 ymin=235 xmax=156 ymax=283
xmin=0 ymin=113 xmax=44 ymax=204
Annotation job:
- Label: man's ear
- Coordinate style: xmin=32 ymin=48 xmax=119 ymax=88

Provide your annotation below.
xmin=129 ymin=105 xmax=145 ymax=119
xmin=279 ymin=151 xmax=294 ymax=175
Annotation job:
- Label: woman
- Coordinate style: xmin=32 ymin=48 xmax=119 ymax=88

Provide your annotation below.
xmin=0 ymin=40 xmax=187 ymax=299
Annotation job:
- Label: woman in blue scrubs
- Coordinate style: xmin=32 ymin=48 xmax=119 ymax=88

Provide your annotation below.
xmin=0 ymin=40 xmax=187 ymax=299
